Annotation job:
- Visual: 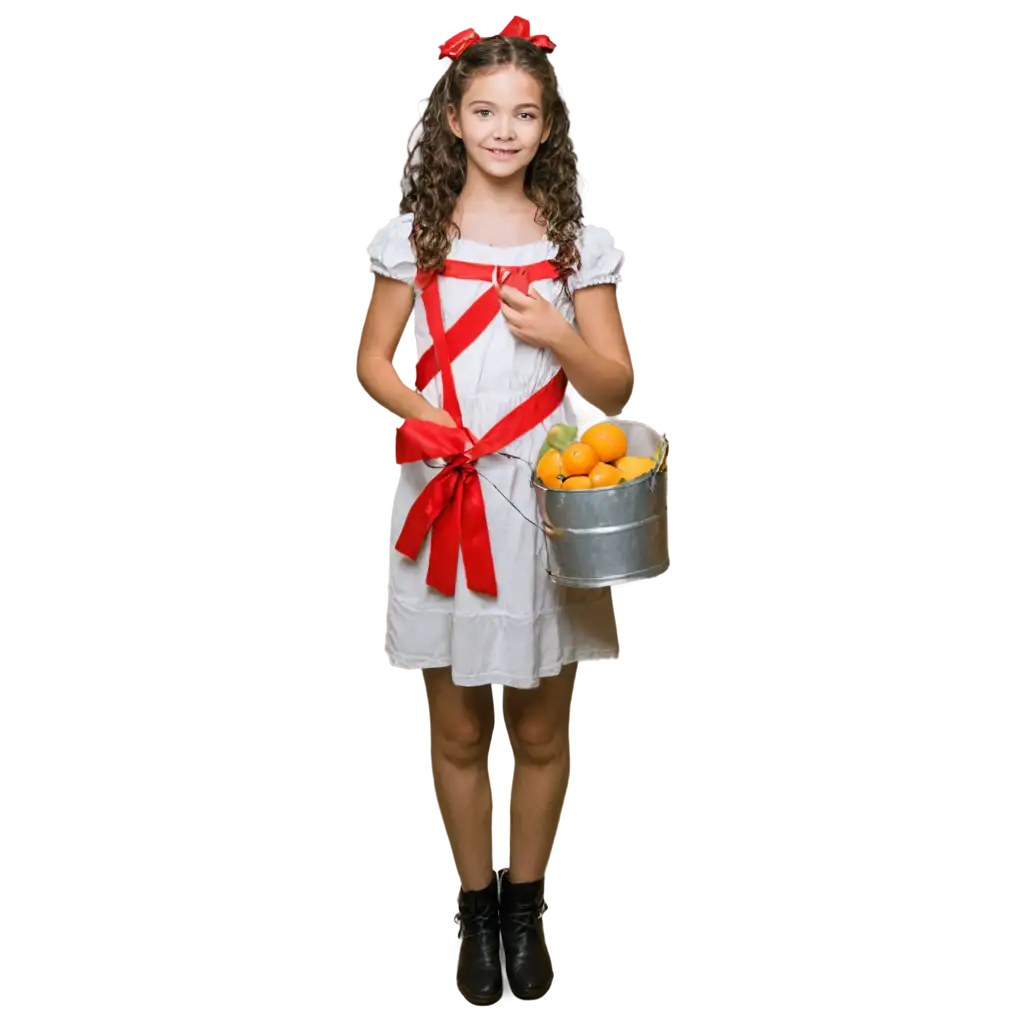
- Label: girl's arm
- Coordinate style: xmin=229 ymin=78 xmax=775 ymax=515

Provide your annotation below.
xmin=357 ymin=276 xmax=456 ymax=427
xmin=551 ymin=284 xmax=634 ymax=417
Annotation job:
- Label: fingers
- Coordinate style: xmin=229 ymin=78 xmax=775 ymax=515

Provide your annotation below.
xmin=499 ymin=298 xmax=522 ymax=327
xmin=497 ymin=284 xmax=546 ymax=341
xmin=499 ymin=284 xmax=541 ymax=306
xmin=499 ymin=300 xmax=522 ymax=329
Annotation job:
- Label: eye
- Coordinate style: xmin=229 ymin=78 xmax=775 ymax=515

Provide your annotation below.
xmin=473 ymin=110 xmax=536 ymax=120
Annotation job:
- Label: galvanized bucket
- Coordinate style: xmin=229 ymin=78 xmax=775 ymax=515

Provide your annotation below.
xmin=533 ymin=419 xmax=669 ymax=588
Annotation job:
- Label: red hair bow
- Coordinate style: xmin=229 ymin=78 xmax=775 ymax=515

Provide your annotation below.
xmin=438 ymin=16 xmax=556 ymax=61
xmin=499 ymin=16 xmax=557 ymax=51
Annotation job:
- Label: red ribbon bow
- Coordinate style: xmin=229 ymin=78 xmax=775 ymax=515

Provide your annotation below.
xmin=394 ymin=369 xmax=567 ymax=597
xmin=394 ymin=421 xmax=496 ymax=598
xmin=499 ymin=14 xmax=557 ymax=50
xmin=438 ymin=16 xmax=556 ymax=61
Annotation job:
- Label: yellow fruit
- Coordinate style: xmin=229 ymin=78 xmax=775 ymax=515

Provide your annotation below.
xmin=581 ymin=422 xmax=628 ymax=464
xmin=562 ymin=475 xmax=593 ymax=490
xmin=589 ymin=462 xmax=625 ymax=488
xmin=615 ymin=455 xmax=656 ymax=481
xmin=561 ymin=442 xmax=599 ymax=477
xmin=536 ymin=449 xmax=564 ymax=489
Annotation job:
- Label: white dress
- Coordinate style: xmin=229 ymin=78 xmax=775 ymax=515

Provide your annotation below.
xmin=367 ymin=212 xmax=625 ymax=689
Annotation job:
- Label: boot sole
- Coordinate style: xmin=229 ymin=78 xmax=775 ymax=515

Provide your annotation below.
xmin=457 ymin=980 xmax=503 ymax=1006
xmin=507 ymin=974 xmax=552 ymax=1000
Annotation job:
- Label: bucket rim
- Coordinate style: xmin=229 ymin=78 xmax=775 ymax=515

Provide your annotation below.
xmin=533 ymin=466 xmax=667 ymax=493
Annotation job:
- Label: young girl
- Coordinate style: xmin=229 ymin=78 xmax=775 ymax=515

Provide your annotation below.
xmin=357 ymin=17 xmax=633 ymax=1005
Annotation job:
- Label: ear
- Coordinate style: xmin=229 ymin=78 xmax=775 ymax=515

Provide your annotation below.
xmin=446 ymin=104 xmax=461 ymax=139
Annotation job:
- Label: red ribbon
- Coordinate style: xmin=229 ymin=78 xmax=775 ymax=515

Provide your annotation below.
xmin=413 ymin=258 xmax=560 ymax=392
xmin=395 ymin=370 xmax=567 ymax=597
xmin=438 ymin=16 xmax=556 ymax=60
xmin=499 ymin=15 xmax=557 ymax=52
xmin=439 ymin=29 xmax=482 ymax=61
xmin=396 ymin=251 xmax=566 ymax=597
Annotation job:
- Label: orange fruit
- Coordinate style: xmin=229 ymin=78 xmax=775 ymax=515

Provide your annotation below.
xmin=562 ymin=475 xmax=593 ymax=490
xmin=536 ymin=449 xmax=564 ymax=489
xmin=561 ymin=442 xmax=599 ymax=477
xmin=615 ymin=455 xmax=656 ymax=481
xmin=581 ymin=422 xmax=628 ymax=463
xmin=589 ymin=461 xmax=625 ymax=488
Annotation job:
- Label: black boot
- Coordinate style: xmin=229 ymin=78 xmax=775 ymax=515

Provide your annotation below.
xmin=497 ymin=867 xmax=553 ymax=999
xmin=454 ymin=870 xmax=502 ymax=1005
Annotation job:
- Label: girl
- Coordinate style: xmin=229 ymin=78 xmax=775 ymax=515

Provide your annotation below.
xmin=357 ymin=16 xmax=633 ymax=1005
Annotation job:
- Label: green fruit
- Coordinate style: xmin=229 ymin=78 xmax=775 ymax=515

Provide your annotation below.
xmin=545 ymin=423 xmax=577 ymax=452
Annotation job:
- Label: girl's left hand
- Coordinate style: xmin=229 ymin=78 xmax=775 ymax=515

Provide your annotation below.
xmin=499 ymin=284 xmax=569 ymax=350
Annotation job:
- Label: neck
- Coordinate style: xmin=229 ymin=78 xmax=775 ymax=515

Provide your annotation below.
xmin=457 ymin=161 xmax=532 ymax=215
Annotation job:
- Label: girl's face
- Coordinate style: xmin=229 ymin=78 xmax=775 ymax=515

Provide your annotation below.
xmin=447 ymin=66 xmax=551 ymax=178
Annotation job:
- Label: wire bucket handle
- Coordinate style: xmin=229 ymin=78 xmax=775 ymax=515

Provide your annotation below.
xmin=648 ymin=433 xmax=669 ymax=490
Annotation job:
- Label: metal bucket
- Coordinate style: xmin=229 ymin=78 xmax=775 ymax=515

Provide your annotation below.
xmin=533 ymin=419 xmax=669 ymax=588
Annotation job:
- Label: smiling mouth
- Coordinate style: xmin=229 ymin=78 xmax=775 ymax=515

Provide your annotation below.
xmin=486 ymin=148 xmax=519 ymax=155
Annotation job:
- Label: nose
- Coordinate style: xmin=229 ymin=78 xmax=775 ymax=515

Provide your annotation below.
xmin=491 ymin=117 xmax=517 ymax=142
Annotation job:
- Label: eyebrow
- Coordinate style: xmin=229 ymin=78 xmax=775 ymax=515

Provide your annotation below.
xmin=468 ymin=100 xmax=541 ymax=110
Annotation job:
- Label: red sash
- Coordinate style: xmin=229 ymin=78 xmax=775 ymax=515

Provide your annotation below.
xmin=395 ymin=258 xmax=567 ymax=597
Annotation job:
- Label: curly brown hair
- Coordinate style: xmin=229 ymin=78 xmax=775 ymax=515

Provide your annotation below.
xmin=398 ymin=34 xmax=583 ymax=302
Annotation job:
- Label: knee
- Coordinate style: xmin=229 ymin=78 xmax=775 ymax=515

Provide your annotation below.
xmin=508 ymin=715 xmax=567 ymax=766
xmin=434 ymin=715 xmax=493 ymax=767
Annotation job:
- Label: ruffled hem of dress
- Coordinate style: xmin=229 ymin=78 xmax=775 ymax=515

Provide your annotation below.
xmin=384 ymin=647 xmax=619 ymax=689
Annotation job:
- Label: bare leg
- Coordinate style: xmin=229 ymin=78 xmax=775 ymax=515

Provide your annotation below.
xmin=498 ymin=669 xmax=572 ymax=1003
xmin=424 ymin=667 xmax=496 ymax=892
xmin=501 ymin=662 xmax=577 ymax=883
xmin=425 ymin=670 xmax=503 ymax=1005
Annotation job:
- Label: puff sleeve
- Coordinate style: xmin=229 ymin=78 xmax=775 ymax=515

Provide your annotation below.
xmin=568 ymin=224 xmax=625 ymax=298
xmin=367 ymin=212 xmax=417 ymax=286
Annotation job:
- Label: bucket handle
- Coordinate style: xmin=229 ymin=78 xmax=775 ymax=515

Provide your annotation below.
xmin=649 ymin=433 xmax=669 ymax=490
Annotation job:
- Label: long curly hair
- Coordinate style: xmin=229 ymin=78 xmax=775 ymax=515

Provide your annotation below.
xmin=398 ymin=35 xmax=583 ymax=302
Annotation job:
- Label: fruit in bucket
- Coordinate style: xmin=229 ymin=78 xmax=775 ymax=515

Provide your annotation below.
xmin=534 ymin=423 xmax=578 ymax=467
xmin=561 ymin=442 xmax=599 ymax=477
xmin=589 ymin=462 xmax=625 ymax=487
xmin=536 ymin=449 xmax=564 ymax=489
xmin=534 ymin=421 xmax=665 ymax=489
xmin=615 ymin=455 xmax=656 ymax=481
xmin=546 ymin=423 xmax=578 ymax=451
xmin=562 ymin=475 xmax=592 ymax=490
xmin=581 ymin=422 xmax=628 ymax=463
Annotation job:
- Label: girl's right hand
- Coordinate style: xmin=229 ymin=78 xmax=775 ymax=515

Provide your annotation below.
xmin=417 ymin=404 xmax=457 ymax=429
